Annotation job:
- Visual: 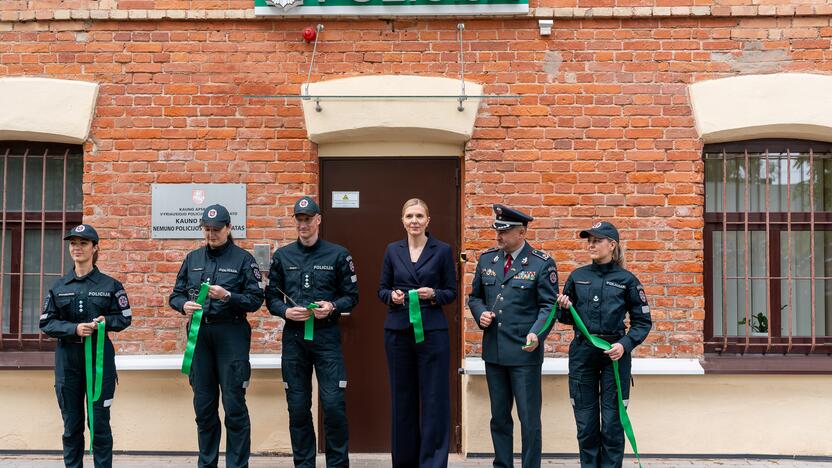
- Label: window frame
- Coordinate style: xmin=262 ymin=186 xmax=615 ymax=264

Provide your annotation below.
xmin=0 ymin=142 xmax=83 ymax=353
xmin=704 ymin=139 xmax=832 ymax=357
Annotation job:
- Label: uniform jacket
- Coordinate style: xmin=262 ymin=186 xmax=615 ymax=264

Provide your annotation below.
xmin=557 ymin=261 xmax=652 ymax=353
xmin=265 ymin=238 xmax=359 ymax=331
xmin=40 ymin=267 xmax=132 ymax=338
xmin=377 ymin=234 xmax=457 ymax=331
xmin=468 ymin=242 xmax=558 ymax=366
xmin=169 ymin=240 xmax=265 ymax=318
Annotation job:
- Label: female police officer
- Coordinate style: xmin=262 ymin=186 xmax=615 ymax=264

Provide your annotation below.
xmin=556 ymin=221 xmax=652 ymax=468
xmin=40 ymin=224 xmax=133 ymax=468
xmin=169 ymin=204 xmax=264 ymax=468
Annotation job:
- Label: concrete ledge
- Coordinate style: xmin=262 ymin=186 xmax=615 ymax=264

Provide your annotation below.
xmin=116 ymin=353 xmax=281 ymax=371
xmin=462 ymin=357 xmax=704 ymax=375
xmin=0 ymin=77 xmax=98 ymax=144
xmin=4 ymin=5 xmax=832 ymax=21
xmin=301 ymin=75 xmax=482 ymax=145
xmin=690 ymin=73 xmax=832 ymax=144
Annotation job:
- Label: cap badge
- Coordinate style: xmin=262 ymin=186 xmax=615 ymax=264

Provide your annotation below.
xmin=592 ymin=222 xmax=603 ymax=229
xmin=75 ymin=225 xmax=85 ymax=232
xmin=495 ymin=207 xmax=502 ymax=215
xmin=299 ymin=199 xmax=309 ymax=208
xmin=207 ymin=209 xmax=217 ymax=219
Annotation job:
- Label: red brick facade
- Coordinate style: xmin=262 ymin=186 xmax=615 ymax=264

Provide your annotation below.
xmin=1 ymin=3 xmax=830 ymax=358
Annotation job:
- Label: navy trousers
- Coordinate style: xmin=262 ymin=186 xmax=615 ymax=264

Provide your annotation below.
xmin=385 ymin=328 xmax=450 ymax=468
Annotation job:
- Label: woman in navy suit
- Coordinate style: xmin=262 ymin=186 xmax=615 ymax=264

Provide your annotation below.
xmin=378 ymin=198 xmax=457 ymax=468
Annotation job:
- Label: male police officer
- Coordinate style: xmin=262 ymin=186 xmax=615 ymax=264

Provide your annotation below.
xmin=468 ymin=204 xmax=559 ymax=468
xmin=266 ymin=196 xmax=359 ymax=468
xmin=169 ymin=204 xmax=264 ymax=468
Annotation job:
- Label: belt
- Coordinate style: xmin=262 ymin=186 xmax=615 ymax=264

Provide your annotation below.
xmin=60 ymin=336 xmax=84 ymax=344
xmin=578 ymin=333 xmax=622 ymax=343
xmin=203 ymin=315 xmax=245 ymax=324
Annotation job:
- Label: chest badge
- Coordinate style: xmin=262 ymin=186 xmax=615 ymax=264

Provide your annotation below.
xmin=303 ymin=273 xmax=311 ymax=289
xmin=492 ymin=255 xmax=499 ymax=264
xmin=521 ymin=257 xmax=528 ymax=266
xmin=593 ymin=295 xmax=599 ymax=302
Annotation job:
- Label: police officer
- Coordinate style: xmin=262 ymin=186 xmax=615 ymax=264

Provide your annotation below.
xmin=265 ymin=196 xmax=359 ymax=468
xmin=468 ymin=205 xmax=558 ymax=468
xmin=169 ymin=204 xmax=264 ymax=468
xmin=556 ymin=221 xmax=652 ymax=468
xmin=40 ymin=224 xmax=133 ymax=468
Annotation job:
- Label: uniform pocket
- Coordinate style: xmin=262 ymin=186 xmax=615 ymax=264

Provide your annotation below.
xmin=482 ymin=277 xmax=496 ymax=286
xmin=231 ymin=359 xmax=252 ymax=390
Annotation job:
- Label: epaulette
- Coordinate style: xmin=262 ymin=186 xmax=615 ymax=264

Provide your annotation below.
xmin=531 ymin=249 xmax=550 ymax=260
xmin=482 ymin=247 xmax=499 ymax=254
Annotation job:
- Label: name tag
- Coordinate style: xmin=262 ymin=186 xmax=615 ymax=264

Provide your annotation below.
xmin=313 ymin=265 xmax=334 ymax=271
xmin=218 ymin=268 xmax=238 ymax=274
xmin=575 ymin=280 xmax=591 ymax=285
xmin=88 ymin=291 xmax=111 ymax=297
xmin=287 ymin=266 xmax=299 ymax=271
xmin=57 ymin=292 xmax=75 ymax=297
xmin=191 ymin=267 xmax=204 ymax=271
xmin=605 ymin=281 xmax=626 ymax=289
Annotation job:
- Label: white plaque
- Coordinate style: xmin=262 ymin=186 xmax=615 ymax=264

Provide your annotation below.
xmin=332 ymin=191 xmax=359 ymax=208
xmin=151 ymin=184 xmax=246 ymax=239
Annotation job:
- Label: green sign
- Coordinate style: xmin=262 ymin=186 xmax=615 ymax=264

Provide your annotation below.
xmin=254 ymin=0 xmax=527 ymax=16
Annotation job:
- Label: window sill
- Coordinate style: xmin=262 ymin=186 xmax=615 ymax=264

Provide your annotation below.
xmin=0 ymin=353 xmax=282 ymax=371
xmin=703 ymin=354 xmax=832 ymax=374
xmin=460 ymin=357 xmax=705 ymax=375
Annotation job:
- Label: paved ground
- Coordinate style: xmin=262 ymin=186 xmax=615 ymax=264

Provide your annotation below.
xmin=0 ymin=454 xmax=829 ymax=467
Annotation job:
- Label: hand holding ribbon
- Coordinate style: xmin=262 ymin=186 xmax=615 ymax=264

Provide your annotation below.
xmin=563 ymin=303 xmax=642 ymax=467
xmin=304 ymin=303 xmax=320 ymax=341
xmin=408 ymin=289 xmax=425 ymax=343
xmin=181 ymin=282 xmax=210 ymax=375
xmin=85 ymin=318 xmax=105 ymax=454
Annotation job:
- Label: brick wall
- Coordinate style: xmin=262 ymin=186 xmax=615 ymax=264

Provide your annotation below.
xmin=1 ymin=13 xmax=830 ymax=356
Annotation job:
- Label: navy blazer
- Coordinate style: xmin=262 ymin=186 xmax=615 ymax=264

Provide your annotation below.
xmin=378 ymin=234 xmax=457 ymax=331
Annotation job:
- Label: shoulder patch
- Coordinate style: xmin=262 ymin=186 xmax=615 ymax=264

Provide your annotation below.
xmin=531 ymin=249 xmax=550 ymax=260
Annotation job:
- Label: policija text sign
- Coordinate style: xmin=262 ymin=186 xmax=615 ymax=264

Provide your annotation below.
xmin=254 ymin=0 xmax=528 ymax=16
xmin=151 ymin=184 xmax=247 ymax=239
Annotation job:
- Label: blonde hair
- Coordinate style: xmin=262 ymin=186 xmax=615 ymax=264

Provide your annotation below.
xmin=611 ymin=242 xmax=625 ymax=268
xmin=401 ymin=198 xmax=430 ymax=217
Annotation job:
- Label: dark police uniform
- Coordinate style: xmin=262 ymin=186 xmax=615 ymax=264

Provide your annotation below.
xmin=168 ymin=204 xmax=264 ymax=468
xmin=467 ymin=205 xmax=558 ymax=468
xmin=265 ymin=197 xmax=359 ymax=468
xmin=556 ymin=222 xmax=652 ymax=468
xmin=40 ymin=224 xmax=132 ymax=468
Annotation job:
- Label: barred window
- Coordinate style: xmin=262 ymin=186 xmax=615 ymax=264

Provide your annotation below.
xmin=704 ymin=139 xmax=832 ymax=355
xmin=0 ymin=142 xmax=82 ymax=351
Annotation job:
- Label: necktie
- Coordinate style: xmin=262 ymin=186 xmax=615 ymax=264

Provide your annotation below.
xmin=504 ymin=254 xmax=513 ymax=275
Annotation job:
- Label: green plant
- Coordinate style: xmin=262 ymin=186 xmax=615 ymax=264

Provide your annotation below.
xmin=738 ymin=312 xmax=768 ymax=333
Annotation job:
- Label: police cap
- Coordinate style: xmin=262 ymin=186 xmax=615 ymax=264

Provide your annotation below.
xmin=491 ymin=204 xmax=533 ymax=231
xmin=579 ymin=221 xmax=620 ymax=243
xmin=63 ymin=224 xmax=99 ymax=243
xmin=200 ymin=204 xmax=231 ymax=227
xmin=293 ymin=196 xmax=320 ymax=216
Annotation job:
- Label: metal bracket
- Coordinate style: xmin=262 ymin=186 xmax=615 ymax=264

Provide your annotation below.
xmin=457 ymin=23 xmax=467 ymax=112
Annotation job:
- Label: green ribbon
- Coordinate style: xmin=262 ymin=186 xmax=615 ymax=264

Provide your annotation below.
xmin=567 ymin=305 xmax=642 ymax=467
xmin=304 ymin=303 xmax=320 ymax=341
xmin=181 ymin=282 xmax=210 ymax=375
xmin=408 ymin=289 xmax=425 ymax=343
xmin=84 ymin=319 xmax=105 ymax=455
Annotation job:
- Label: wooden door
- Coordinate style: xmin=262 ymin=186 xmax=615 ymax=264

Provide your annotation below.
xmin=319 ymin=157 xmax=461 ymax=453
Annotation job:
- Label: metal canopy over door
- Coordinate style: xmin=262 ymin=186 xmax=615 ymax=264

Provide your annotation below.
xmin=319 ymin=156 xmax=461 ymax=453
